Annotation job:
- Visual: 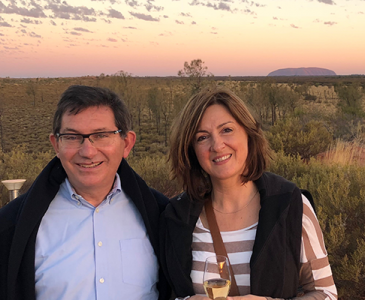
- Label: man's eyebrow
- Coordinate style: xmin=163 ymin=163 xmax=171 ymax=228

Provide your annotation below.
xmin=195 ymin=121 xmax=234 ymax=134
xmin=61 ymin=128 xmax=109 ymax=133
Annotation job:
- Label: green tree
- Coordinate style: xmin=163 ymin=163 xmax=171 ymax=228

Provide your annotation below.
xmin=335 ymin=83 xmax=364 ymax=116
xmin=240 ymin=82 xmax=270 ymax=123
xmin=259 ymin=81 xmax=280 ymax=125
xmin=25 ymin=79 xmax=38 ymax=106
xmin=147 ymin=87 xmax=161 ymax=134
xmin=131 ymin=90 xmax=147 ymax=142
xmin=246 ymin=82 xmax=301 ymax=125
xmin=108 ymin=70 xmax=134 ymax=109
xmin=276 ymin=86 xmax=300 ymax=118
xmin=178 ymin=59 xmax=213 ymax=94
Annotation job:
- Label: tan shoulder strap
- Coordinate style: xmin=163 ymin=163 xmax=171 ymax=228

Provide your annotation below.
xmin=205 ymin=199 xmax=240 ymax=296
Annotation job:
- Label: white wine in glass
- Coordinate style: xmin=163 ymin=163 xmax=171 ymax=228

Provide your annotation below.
xmin=203 ymin=255 xmax=231 ymax=300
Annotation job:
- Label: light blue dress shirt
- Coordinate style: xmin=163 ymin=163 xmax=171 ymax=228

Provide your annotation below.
xmin=35 ymin=174 xmax=159 ymax=300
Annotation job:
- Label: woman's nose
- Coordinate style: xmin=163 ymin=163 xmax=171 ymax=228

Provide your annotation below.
xmin=210 ymin=135 xmax=225 ymax=152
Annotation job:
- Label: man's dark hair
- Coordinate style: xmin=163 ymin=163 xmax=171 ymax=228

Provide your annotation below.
xmin=53 ymin=85 xmax=132 ymax=136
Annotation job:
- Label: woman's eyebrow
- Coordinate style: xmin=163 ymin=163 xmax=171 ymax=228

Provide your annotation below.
xmin=217 ymin=121 xmax=234 ymax=129
xmin=195 ymin=121 xmax=234 ymax=134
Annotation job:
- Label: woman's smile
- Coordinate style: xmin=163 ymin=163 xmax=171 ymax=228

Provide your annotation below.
xmin=212 ymin=154 xmax=232 ymax=163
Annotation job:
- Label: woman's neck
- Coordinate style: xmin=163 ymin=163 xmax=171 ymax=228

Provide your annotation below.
xmin=211 ymin=180 xmax=257 ymax=213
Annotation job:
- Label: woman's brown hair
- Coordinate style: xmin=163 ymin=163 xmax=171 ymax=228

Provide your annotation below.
xmin=169 ymin=86 xmax=271 ymax=201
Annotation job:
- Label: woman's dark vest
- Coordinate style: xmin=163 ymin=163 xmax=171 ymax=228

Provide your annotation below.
xmin=162 ymin=172 xmax=313 ymax=298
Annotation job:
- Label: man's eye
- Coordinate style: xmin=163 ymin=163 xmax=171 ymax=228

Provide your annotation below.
xmin=93 ymin=133 xmax=110 ymax=139
xmin=63 ymin=135 xmax=79 ymax=141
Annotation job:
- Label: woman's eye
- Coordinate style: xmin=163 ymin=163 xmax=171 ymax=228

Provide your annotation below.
xmin=223 ymin=128 xmax=233 ymax=133
xmin=196 ymin=135 xmax=206 ymax=142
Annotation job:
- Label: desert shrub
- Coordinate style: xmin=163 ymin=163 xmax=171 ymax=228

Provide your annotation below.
xmin=269 ymin=152 xmax=365 ymax=299
xmin=328 ymin=114 xmax=365 ymax=141
xmin=127 ymin=154 xmax=181 ymax=198
xmin=335 ymin=83 xmax=364 ymax=117
xmin=303 ymin=93 xmax=317 ymax=101
xmin=266 ymin=118 xmax=333 ymax=161
xmin=0 ymin=145 xmax=54 ymax=206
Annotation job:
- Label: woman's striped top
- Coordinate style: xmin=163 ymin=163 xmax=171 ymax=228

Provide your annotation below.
xmin=190 ymin=195 xmax=337 ymax=299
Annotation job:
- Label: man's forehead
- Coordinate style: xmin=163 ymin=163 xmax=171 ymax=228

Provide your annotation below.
xmin=59 ymin=106 xmax=115 ymax=129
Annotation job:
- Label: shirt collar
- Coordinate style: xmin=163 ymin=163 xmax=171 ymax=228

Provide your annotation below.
xmin=64 ymin=173 xmax=122 ymax=206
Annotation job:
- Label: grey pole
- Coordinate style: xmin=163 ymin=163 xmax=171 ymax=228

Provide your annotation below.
xmin=1 ymin=179 xmax=26 ymax=201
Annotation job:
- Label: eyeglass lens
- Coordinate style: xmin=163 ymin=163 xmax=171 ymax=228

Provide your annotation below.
xmin=60 ymin=132 xmax=117 ymax=148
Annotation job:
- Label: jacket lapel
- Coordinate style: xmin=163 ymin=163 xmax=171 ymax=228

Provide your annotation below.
xmin=250 ymin=172 xmax=294 ymax=266
xmin=118 ymin=159 xmax=160 ymax=255
xmin=250 ymin=172 xmax=302 ymax=297
xmin=163 ymin=192 xmax=204 ymax=296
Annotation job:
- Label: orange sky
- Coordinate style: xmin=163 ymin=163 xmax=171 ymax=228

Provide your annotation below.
xmin=0 ymin=0 xmax=364 ymax=77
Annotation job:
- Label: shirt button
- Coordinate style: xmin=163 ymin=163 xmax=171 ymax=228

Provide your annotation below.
xmin=99 ymin=278 xmax=104 ymax=283
xmin=98 ymin=241 xmax=102 ymax=247
xmin=95 ymin=208 xmax=99 ymax=213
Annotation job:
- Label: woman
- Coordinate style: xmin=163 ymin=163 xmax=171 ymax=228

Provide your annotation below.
xmin=161 ymin=86 xmax=337 ymax=300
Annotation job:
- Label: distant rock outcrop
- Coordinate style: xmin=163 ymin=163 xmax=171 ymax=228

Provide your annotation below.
xmin=267 ymin=67 xmax=336 ymax=76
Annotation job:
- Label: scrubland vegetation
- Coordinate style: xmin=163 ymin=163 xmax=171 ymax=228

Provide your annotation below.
xmin=0 ymin=60 xmax=364 ymax=299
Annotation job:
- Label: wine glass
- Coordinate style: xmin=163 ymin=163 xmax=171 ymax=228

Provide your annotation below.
xmin=203 ymin=255 xmax=231 ymax=300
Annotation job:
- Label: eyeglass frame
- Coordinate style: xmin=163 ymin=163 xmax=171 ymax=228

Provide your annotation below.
xmin=55 ymin=129 xmax=123 ymax=147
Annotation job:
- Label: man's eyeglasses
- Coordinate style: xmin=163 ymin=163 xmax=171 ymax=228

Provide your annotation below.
xmin=56 ymin=130 xmax=122 ymax=148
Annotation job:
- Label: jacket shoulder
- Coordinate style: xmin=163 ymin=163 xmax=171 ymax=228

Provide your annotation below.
xmin=149 ymin=188 xmax=169 ymax=213
xmin=258 ymin=172 xmax=298 ymax=197
xmin=164 ymin=192 xmax=203 ymax=228
xmin=165 ymin=192 xmax=189 ymax=218
xmin=258 ymin=172 xmax=316 ymax=210
xmin=170 ymin=191 xmax=188 ymax=202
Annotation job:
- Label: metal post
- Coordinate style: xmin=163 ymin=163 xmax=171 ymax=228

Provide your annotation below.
xmin=9 ymin=189 xmax=20 ymax=201
xmin=1 ymin=179 xmax=26 ymax=201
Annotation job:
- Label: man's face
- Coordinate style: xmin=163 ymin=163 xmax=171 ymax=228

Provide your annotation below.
xmin=50 ymin=106 xmax=135 ymax=197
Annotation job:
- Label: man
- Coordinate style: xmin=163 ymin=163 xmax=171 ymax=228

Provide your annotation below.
xmin=0 ymin=85 xmax=170 ymax=300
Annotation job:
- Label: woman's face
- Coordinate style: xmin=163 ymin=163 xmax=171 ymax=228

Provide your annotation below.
xmin=193 ymin=104 xmax=249 ymax=185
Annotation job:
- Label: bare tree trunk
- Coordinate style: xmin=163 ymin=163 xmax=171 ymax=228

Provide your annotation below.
xmin=271 ymin=105 xmax=276 ymax=125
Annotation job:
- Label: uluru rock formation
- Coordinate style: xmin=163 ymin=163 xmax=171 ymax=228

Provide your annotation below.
xmin=267 ymin=67 xmax=336 ymax=76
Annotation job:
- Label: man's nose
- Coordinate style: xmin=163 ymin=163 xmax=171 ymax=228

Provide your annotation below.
xmin=78 ymin=138 xmax=98 ymax=157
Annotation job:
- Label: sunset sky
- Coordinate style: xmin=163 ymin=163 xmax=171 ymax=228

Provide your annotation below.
xmin=0 ymin=0 xmax=364 ymax=78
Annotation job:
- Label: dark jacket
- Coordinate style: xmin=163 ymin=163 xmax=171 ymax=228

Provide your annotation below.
xmin=161 ymin=172 xmax=312 ymax=299
xmin=0 ymin=157 xmax=170 ymax=300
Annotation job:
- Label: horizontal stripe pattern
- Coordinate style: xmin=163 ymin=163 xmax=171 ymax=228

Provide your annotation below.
xmin=300 ymin=196 xmax=337 ymax=300
xmin=192 ymin=260 xmax=251 ymax=274
xmin=191 ymin=218 xmax=257 ymax=296
xmin=190 ymin=195 xmax=338 ymax=299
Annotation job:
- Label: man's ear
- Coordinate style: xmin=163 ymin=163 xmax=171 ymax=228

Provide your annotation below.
xmin=123 ymin=131 xmax=136 ymax=158
xmin=49 ymin=133 xmax=60 ymax=157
